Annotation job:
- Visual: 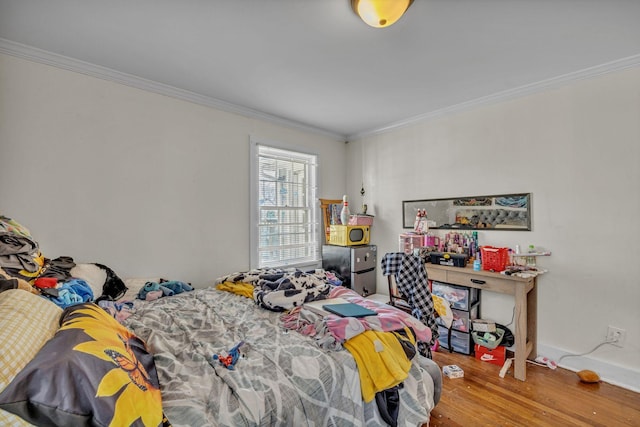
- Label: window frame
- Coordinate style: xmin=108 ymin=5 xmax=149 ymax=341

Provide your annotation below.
xmin=249 ymin=136 xmax=321 ymax=270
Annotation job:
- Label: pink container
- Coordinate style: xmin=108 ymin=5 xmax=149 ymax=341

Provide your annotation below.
xmin=348 ymin=215 xmax=374 ymax=226
xmin=399 ymin=233 xmax=424 ymax=254
xmin=424 ymin=235 xmax=440 ymax=247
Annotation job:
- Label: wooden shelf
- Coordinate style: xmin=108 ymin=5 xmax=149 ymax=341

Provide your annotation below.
xmin=512 ymin=252 xmax=551 ymax=257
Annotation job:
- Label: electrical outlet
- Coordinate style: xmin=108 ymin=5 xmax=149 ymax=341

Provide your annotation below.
xmin=606 ymin=326 xmax=626 ymax=347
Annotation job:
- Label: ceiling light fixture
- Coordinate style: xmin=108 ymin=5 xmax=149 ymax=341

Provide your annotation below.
xmin=351 ymin=0 xmax=414 ymax=28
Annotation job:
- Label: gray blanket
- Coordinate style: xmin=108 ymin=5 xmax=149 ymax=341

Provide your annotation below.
xmin=123 ymin=288 xmax=435 ymax=426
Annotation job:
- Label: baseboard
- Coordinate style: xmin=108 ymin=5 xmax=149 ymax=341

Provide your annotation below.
xmin=536 ymin=343 xmax=640 ymax=393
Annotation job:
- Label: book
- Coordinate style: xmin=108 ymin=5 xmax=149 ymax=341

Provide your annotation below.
xmin=322 ymin=302 xmax=378 ymax=318
xmin=304 ymin=298 xmax=349 ymax=316
xmin=331 ymin=204 xmax=340 ymax=225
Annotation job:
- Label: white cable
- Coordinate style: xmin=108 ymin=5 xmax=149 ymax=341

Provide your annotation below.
xmin=557 ymin=339 xmax=617 ymax=363
xmin=504 ymin=306 xmax=515 ymax=327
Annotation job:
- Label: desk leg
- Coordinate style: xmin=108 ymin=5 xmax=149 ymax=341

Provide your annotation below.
xmin=527 ymin=281 xmax=537 ymax=362
xmin=514 ymin=284 xmax=527 ymax=381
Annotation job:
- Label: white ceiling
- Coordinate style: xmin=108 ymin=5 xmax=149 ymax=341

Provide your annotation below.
xmin=1 ymin=0 xmax=639 ymax=140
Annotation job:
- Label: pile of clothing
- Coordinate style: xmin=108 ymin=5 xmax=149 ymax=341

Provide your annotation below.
xmin=138 ymin=280 xmax=194 ymax=301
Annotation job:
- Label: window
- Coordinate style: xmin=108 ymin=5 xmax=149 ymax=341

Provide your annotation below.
xmin=250 ymin=138 xmax=320 ymax=269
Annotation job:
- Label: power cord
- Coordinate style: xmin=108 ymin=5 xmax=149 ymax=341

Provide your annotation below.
xmin=504 ymin=306 xmax=515 ymax=328
xmin=500 ymin=337 xmax=619 ymax=378
xmin=558 ymin=338 xmax=618 ymax=363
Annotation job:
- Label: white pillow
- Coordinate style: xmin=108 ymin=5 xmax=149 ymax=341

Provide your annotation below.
xmin=121 ymin=277 xmax=161 ymax=301
xmin=69 ymin=263 xmax=108 ymax=297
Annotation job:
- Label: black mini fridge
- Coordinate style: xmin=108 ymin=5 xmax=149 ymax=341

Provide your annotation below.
xmin=322 ymin=244 xmax=377 ymax=297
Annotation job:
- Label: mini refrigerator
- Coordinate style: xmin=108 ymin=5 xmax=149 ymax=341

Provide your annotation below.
xmin=322 ymin=244 xmax=377 ymax=297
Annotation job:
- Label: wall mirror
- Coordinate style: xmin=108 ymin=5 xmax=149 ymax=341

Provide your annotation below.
xmin=403 ymin=193 xmax=531 ymax=231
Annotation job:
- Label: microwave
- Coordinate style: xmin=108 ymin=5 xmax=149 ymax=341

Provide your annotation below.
xmin=328 ymin=225 xmax=370 ymax=246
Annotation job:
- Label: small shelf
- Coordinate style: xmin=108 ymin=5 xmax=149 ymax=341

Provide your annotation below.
xmin=319 ymin=198 xmax=342 ymax=243
xmin=512 ymin=252 xmax=551 ymax=257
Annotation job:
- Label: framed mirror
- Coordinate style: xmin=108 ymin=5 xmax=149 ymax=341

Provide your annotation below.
xmin=403 ymin=193 xmax=531 ymax=231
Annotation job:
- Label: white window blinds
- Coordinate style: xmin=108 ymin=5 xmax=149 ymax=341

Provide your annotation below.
xmin=255 ymin=144 xmax=319 ymax=268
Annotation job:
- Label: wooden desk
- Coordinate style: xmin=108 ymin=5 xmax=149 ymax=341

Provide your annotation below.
xmin=426 ymin=263 xmax=537 ymax=381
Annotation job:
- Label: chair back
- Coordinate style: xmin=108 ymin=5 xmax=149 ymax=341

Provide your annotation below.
xmin=387 ymin=275 xmax=412 ymax=313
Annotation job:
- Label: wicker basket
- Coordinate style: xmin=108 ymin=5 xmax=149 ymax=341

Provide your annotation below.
xmin=471 ymin=329 xmax=505 ymax=350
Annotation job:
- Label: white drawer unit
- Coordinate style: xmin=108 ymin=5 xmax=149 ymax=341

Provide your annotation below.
xmin=432 ymin=280 xmax=481 ymax=356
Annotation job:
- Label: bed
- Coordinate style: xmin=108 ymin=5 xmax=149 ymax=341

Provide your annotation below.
xmin=0 ymin=213 xmax=441 ymax=426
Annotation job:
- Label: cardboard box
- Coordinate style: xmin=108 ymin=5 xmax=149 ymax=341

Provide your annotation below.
xmin=442 ymin=364 xmax=464 ymax=379
xmin=474 ymin=344 xmax=506 ymax=366
xmin=472 ymin=319 xmax=496 ymax=333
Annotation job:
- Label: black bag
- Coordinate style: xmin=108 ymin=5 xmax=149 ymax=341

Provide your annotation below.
xmin=497 ymin=323 xmax=515 ymax=347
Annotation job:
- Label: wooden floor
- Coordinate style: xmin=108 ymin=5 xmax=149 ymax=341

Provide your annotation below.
xmin=428 ymin=350 xmax=640 ymax=427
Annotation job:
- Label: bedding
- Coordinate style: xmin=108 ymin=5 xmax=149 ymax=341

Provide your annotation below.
xmin=0 ymin=212 xmax=440 ymax=426
xmin=0 ymin=283 xmax=440 ymax=426
xmin=0 ymin=290 xmax=62 ymax=427
xmin=0 ymin=303 xmax=168 ymax=427
xmin=122 ymin=286 xmax=438 ymax=426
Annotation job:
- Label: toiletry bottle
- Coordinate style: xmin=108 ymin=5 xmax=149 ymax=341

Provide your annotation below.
xmin=526 ymin=244 xmax=536 ymax=268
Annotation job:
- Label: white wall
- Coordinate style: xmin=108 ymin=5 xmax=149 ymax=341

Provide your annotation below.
xmin=0 ymin=53 xmax=347 ymax=286
xmin=2 ymin=50 xmax=638 ymax=391
xmin=347 ymin=66 xmax=640 ymax=391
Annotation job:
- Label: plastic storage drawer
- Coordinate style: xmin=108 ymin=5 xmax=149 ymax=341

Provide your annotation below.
xmin=437 ymin=326 xmax=473 ymax=355
xmin=436 ymin=301 xmax=479 ymax=332
xmin=432 ymin=281 xmax=479 ymax=311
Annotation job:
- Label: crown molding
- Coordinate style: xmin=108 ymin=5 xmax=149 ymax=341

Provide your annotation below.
xmin=349 ymin=54 xmax=640 ymax=141
xmin=0 ymin=38 xmax=344 ymax=141
xmin=2 ymin=38 xmax=638 ymax=143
